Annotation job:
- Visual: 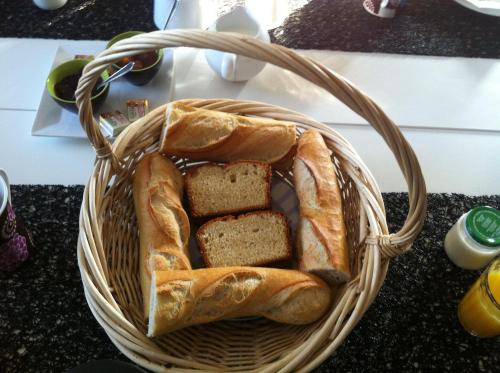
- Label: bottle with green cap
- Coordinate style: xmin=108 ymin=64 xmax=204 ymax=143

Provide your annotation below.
xmin=445 ymin=206 xmax=500 ymax=270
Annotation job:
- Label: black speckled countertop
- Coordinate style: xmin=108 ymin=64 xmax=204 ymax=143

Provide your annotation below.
xmin=1 ymin=187 xmax=499 ymax=372
xmin=1 ymin=0 xmax=500 ymax=58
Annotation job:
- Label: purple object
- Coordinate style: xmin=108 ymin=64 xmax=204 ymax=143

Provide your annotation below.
xmin=0 ymin=233 xmax=28 ymax=272
xmin=1 ymin=203 xmax=16 ymax=240
xmin=0 ymin=169 xmax=32 ymax=272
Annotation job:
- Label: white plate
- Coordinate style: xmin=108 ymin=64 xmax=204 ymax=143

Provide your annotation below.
xmin=454 ymin=0 xmax=500 ymax=16
xmin=31 ymin=44 xmax=174 ymax=138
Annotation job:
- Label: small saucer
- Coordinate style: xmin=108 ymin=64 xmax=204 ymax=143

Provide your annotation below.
xmin=454 ymin=0 xmax=500 ymax=16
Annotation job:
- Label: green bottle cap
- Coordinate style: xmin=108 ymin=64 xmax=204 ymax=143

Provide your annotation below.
xmin=465 ymin=206 xmax=500 ymax=248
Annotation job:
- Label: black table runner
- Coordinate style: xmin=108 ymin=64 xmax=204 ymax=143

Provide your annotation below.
xmin=0 ymin=186 xmax=498 ymax=372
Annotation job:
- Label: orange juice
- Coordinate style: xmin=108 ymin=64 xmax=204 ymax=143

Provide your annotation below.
xmin=458 ymin=258 xmax=500 ymax=337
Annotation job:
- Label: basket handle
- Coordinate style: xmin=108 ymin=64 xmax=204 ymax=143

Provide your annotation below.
xmin=75 ymin=30 xmax=426 ymax=257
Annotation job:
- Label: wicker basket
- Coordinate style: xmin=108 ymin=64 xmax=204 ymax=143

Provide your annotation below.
xmin=75 ymin=30 xmax=426 ymax=372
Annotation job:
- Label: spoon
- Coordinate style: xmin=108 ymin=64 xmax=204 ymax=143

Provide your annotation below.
xmin=163 ymin=0 xmax=179 ymax=29
xmin=96 ymin=61 xmax=135 ymax=91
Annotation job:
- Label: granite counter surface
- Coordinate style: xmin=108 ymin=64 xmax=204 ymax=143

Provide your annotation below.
xmin=0 ymin=186 xmax=498 ymax=372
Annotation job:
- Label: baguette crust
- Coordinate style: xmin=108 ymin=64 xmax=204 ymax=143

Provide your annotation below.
xmin=159 ymin=102 xmax=297 ymax=169
xmin=148 ymin=267 xmax=332 ymax=336
xmin=293 ymin=130 xmax=351 ymax=284
xmin=133 ymin=153 xmax=191 ymax=318
xmin=196 ymin=210 xmax=292 ymax=267
xmin=185 ymin=161 xmax=272 ymax=218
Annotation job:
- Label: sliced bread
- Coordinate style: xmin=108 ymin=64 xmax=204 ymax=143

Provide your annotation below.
xmin=185 ymin=161 xmax=271 ymax=218
xmin=196 ymin=211 xmax=292 ymax=267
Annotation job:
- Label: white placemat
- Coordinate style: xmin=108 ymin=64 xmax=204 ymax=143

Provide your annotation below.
xmin=173 ymin=48 xmax=500 ymax=133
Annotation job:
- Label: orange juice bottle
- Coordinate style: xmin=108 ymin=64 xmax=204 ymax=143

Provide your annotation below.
xmin=458 ymin=256 xmax=500 ymax=337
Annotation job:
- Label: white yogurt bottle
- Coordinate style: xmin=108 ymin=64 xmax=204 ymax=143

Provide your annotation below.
xmin=444 ymin=206 xmax=500 ymax=270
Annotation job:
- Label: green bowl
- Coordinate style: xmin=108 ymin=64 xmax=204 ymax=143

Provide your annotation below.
xmin=46 ymin=59 xmax=109 ymax=113
xmin=106 ymin=31 xmax=164 ymax=86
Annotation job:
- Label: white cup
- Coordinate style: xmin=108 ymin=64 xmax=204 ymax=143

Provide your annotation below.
xmin=205 ymin=6 xmax=270 ymax=82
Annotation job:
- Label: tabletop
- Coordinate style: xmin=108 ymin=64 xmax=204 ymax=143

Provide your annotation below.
xmin=0 ymin=1 xmax=499 ymax=372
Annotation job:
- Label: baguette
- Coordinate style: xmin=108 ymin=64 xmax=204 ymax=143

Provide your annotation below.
xmin=159 ymin=102 xmax=297 ymax=169
xmin=133 ymin=153 xmax=191 ymax=318
xmin=293 ymin=130 xmax=351 ymax=285
xmin=148 ymin=267 xmax=332 ymax=336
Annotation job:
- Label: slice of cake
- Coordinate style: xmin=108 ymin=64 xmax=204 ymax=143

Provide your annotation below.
xmin=196 ymin=211 xmax=292 ymax=267
xmin=185 ymin=161 xmax=271 ymax=218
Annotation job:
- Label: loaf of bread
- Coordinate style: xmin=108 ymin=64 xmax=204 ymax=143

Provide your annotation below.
xmin=159 ymin=102 xmax=297 ymax=169
xmin=196 ymin=211 xmax=291 ymax=267
xmin=293 ymin=130 xmax=351 ymax=285
xmin=148 ymin=267 xmax=332 ymax=336
xmin=133 ymin=153 xmax=191 ymax=318
xmin=186 ymin=161 xmax=272 ymax=218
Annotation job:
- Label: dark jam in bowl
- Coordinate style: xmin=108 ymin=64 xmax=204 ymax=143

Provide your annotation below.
xmin=117 ymin=51 xmax=158 ymax=70
xmin=55 ymin=71 xmax=104 ymax=101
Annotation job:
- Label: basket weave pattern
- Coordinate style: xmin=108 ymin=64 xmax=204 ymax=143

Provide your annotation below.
xmin=75 ymin=31 xmax=426 ymax=372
